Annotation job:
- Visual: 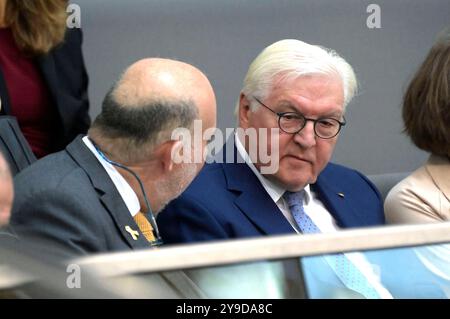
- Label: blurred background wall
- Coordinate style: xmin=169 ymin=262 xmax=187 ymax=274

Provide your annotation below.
xmin=75 ymin=0 xmax=450 ymax=175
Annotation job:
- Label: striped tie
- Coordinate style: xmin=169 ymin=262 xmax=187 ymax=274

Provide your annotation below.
xmin=284 ymin=190 xmax=380 ymax=299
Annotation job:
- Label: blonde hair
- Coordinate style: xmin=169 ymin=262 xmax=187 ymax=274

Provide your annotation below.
xmin=5 ymin=0 xmax=68 ymax=56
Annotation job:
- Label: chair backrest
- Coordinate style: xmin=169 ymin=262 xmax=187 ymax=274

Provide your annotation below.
xmin=367 ymin=172 xmax=410 ymax=201
xmin=0 ymin=116 xmax=36 ymax=176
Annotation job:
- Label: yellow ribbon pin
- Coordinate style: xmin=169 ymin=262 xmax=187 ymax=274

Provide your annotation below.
xmin=125 ymin=225 xmax=139 ymax=240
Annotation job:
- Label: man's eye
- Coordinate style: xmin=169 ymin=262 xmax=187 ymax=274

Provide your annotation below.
xmin=318 ymin=119 xmax=336 ymax=127
xmin=282 ymin=114 xmax=300 ymax=120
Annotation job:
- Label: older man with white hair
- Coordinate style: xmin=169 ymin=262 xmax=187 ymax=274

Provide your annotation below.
xmin=159 ymin=39 xmax=383 ymax=241
xmin=158 ymin=39 xmax=388 ymax=298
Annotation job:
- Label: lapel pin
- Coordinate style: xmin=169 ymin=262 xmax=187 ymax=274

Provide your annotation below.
xmin=125 ymin=225 xmax=139 ymax=240
xmin=337 ymin=192 xmax=345 ymax=198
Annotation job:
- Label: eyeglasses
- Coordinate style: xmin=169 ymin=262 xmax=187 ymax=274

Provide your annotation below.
xmin=253 ymin=96 xmax=346 ymax=139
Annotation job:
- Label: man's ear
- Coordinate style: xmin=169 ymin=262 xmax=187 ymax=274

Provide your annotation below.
xmin=239 ymin=93 xmax=252 ymax=129
xmin=160 ymin=140 xmax=184 ymax=172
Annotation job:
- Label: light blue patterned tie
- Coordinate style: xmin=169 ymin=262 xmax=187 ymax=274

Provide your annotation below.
xmin=284 ymin=190 xmax=380 ymax=299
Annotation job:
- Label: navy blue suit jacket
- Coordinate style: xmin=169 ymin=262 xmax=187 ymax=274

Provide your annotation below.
xmin=157 ymin=147 xmax=385 ymax=244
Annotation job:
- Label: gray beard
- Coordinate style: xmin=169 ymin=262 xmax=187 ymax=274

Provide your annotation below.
xmin=155 ymin=163 xmax=198 ymax=214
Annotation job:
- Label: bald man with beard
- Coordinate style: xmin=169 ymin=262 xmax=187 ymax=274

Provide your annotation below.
xmin=10 ymin=58 xmax=217 ymax=255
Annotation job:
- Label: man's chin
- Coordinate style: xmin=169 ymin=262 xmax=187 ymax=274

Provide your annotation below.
xmin=285 ymin=185 xmax=307 ymax=192
xmin=280 ymin=176 xmax=316 ymax=192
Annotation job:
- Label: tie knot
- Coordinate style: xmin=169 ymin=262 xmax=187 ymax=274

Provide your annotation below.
xmin=283 ymin=190 xmax=306 ymax=208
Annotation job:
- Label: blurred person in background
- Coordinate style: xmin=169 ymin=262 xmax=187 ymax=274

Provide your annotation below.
xmin=384 ymin=29 xmax=450 ymax=292
xmin=385 ymin=29 xmax=450 ymax=223
xmin=0 ymin=0 xmax=90 ymax=158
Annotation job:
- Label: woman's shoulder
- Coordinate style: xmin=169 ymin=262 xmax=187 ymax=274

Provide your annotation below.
xmin=384 ymin=160 xmax=443 ymax=223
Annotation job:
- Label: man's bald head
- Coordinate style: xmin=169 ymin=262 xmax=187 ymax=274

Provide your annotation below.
xmin=114 ymin=58 xmax=214 ymax=107
xmin=0 ymin=153 xmax=13 ymax=228
xmin=89 ymin=58 xmax=216 ymax=163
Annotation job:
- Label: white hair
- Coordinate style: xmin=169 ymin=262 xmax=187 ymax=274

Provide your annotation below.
xmin=235 ymin=39 xmax=358 ymax=115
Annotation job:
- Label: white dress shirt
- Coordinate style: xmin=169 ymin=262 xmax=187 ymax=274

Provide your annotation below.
xmin=83 ymin=136 xmax=140 ymax=217
xmin=235 ymin=132 xmax=339 ymax=233
xmin=234 ymin=133 xmax=392 ymax=298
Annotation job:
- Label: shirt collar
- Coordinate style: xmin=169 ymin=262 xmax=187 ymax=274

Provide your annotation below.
xmin=234 ymin=132 xmax=312 ymax=204
xmin=82 ymin=136 xmax=141 ymax=217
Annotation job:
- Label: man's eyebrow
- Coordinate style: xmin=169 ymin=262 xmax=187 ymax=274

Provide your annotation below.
xmin=275 ymin=101 xmax=298 ymax=112
xmin=322 ymin=111 xmax=343 ymax=119
xmin=276 ymin=101 xmax=343 ymax=118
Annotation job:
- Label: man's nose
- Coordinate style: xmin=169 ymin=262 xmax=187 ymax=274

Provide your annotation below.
xmin=293 ymin=121 xmax=316 ymax=148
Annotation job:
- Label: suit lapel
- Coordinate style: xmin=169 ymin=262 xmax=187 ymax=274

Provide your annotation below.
xmin=37 ymin=55 xmax=60 ymax=112
xmin=234 ymin=185 xmax=294 ymax=236
xmin=66 ymin=137 xmax=150 ymax=249
xmin=221 ymin=143 xmax=294 ymax=236
xmin=221 ymin=136 xmax=368 ymax=230
xmin=0 ymin=69 xmax=12 ymax=115
xmin=37 ymin=54 xmax=73 ymax=136
xmin=98 ymin=192 xmax=150 ymax=249
xmin=312 ymin=172 xmax=367 ymax=228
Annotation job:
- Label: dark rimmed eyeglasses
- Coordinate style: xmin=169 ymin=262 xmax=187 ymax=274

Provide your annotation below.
xmin=253 ymin=96 xmax=346 ymax=139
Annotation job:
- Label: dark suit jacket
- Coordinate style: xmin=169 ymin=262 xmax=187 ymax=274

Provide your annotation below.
xmin=157 ymin=145 xmax=385 ymax=244
xmin=0 ymin=116 xmax=36 ymax=176
xmin=10 ymin=136 xmax=152 ymax=255
xmin=0 ymin=28 xmax=90 ymax=152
